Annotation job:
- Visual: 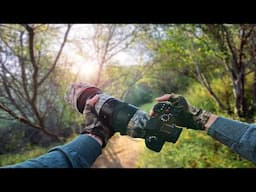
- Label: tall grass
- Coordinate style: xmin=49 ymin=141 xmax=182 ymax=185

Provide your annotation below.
xmin=0 ymin=136 xmax=75 ymax=167
xmin=0 ymin=147 xmax=48 ymax=166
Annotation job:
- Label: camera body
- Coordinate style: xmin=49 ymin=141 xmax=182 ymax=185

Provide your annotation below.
xmin=144 ymin=102 xmax=183 ymax=152
xmin=67 ymin=83 xmax=182 ymax=152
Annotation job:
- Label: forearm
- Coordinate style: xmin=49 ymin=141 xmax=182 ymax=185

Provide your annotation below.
xmin=206 ymin=116 xmax=256 ymax=163
xmin=4 ymin=134 xmax=102 ymax=168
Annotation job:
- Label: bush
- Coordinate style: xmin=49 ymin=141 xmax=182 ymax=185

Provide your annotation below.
xmin=124 ymin=83 xmax=153 ymax=106
xmin=0 ymin=119 xmax=76 ymax=154
xmin=183 ymin=83 xmax=218 ymax=113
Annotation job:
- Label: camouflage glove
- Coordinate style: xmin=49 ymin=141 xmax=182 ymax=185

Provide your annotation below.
xmin=64 ymin=83 xmax=113 ymax=147
xmin=152 ymin=93 xmax=212 ymax=130
xmin=64 ymin=82 xmax=101 ymax=113
xmin=82 ymin=101 xmax=114 ymax=147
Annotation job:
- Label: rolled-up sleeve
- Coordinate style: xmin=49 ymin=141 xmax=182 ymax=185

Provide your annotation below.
xmin=207 ymin=117 xmax=256 ymax=163
xmin=4 ymin=135 xmax=102 ymax=168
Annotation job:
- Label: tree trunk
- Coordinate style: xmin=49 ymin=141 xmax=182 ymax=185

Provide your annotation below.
xmin=232 ymin=64 xmax=246 ymax=117
xmin=252 ymin=70 xmax=256 ymax=113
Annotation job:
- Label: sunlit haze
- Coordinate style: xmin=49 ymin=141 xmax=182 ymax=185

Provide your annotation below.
xmin=59 ymin=24 xmax=150 ymax=81
xmin=68 ymin=51 xmax=98 ymax=80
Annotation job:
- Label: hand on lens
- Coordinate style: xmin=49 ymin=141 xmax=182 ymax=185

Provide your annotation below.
xmin=82 ymin=95 xmax=114 ymax=147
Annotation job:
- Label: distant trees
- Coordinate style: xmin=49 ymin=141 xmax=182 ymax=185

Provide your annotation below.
xmin=202 ymin=24 xmax=256 ymax=118
xmin=91 ymin=24 xmax=141 ymax=87
xmin=151 ymin=24 xmax=256 ymax=119
xmin=0 ymin=24 xmax=71 ymax=140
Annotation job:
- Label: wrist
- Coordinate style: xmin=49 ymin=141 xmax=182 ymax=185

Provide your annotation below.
xmin=84 ymin=133 xmax=103 ymax=146
xmin=204 ymin=114 xmax=218 ymax=131
xmin=189 ymin=106 xmax=212 ymax=130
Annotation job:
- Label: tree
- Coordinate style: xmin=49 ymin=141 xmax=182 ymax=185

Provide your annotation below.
xmin=103 ymin=64 xmax=145 ymax=100
xmin=201 ymin=24 xmax=256 ymax=117
xmin=92 ymin=24 xmax=140 ymax=86
xmin=69 ymin=24 xmax=145 ymax=87
xmin=0 ymin=24 xmax=72 ymax=140
xmin=153 ymin=24 xmax=256 ymax=118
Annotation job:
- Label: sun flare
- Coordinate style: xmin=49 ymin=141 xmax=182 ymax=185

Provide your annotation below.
xmin=69 ymin=53 xmax=98 ymax=80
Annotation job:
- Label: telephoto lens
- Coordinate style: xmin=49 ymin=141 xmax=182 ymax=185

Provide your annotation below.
xmin=65 ymin=83 xmax=182 ymax=152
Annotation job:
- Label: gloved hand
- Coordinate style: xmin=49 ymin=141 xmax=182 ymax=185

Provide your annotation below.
xmin=65 ymin=83 xmax=113 ymax=147
xmin=81 ymin=95 xmax=114 ymax=147
xmin=64 ymin=82 xmax=101 ymax=113
xmin=151 ymin=93 xmax=212 ymax=130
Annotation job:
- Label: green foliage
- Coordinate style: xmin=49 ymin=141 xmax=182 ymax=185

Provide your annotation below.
xmin=184 ymin=82 xmax=219 ymax=113
xmin=140 ymin=101 xmax=156 ymax=113
xmin=124 ymin=83 xmax=153 ymax=106
xmin=144 ymin=65 xmax=193 ymax=96
xmin=151 ymin=24 xmax=256 ymax=117
xmin=104 ymin=65 xmax=138 ymax=98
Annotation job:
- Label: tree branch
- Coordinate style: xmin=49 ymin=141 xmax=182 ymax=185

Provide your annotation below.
xmin=0 ymin=101 xmax=42 ymax=130
xmin=38 ymin=24 xmax=71 ymax=86
xmin=18 ymin=30 xmax=30 ymax=101
xmin=0 ymin=65 xmax=30 ymax=120
xmin=221 ymin=25 xmax=238 ymax=67
xmin=23 ymin=24 xmax=38 ymax=105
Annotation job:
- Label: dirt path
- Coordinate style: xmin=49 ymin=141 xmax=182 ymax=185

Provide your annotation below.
xmin=92 ymin=134 xmax=144 ymax=168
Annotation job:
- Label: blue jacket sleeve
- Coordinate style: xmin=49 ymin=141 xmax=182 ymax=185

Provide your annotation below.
xmin=4 ymin=134 xmax=102 ymax=168
xmin=207 ymin=117 xmax=256 ymax=163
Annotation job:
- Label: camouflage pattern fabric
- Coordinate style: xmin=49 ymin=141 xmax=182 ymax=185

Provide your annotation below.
xmin=64 ymin=82 xmax=95 ymax=112
xmin=64 ymin=82 xmax=113 ymax=147
xmin=127 ymin=110 xmax=150 ymax=138
xmin=82 ymin=103 xmax=113 ymax=147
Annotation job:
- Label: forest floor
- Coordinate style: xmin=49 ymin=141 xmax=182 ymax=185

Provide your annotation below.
xmin=92 ymin=133 xmax=144 ymax=168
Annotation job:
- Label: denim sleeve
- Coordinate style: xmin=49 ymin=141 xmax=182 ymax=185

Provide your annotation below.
xmin=4 ymin=135 xmax=102 ymax=168
xmin=207 ymin=117 xmax=256 ymax=163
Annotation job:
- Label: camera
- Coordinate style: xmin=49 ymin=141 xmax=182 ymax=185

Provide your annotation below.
xmin=66 ymin=83 xmax=182 ymax=152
